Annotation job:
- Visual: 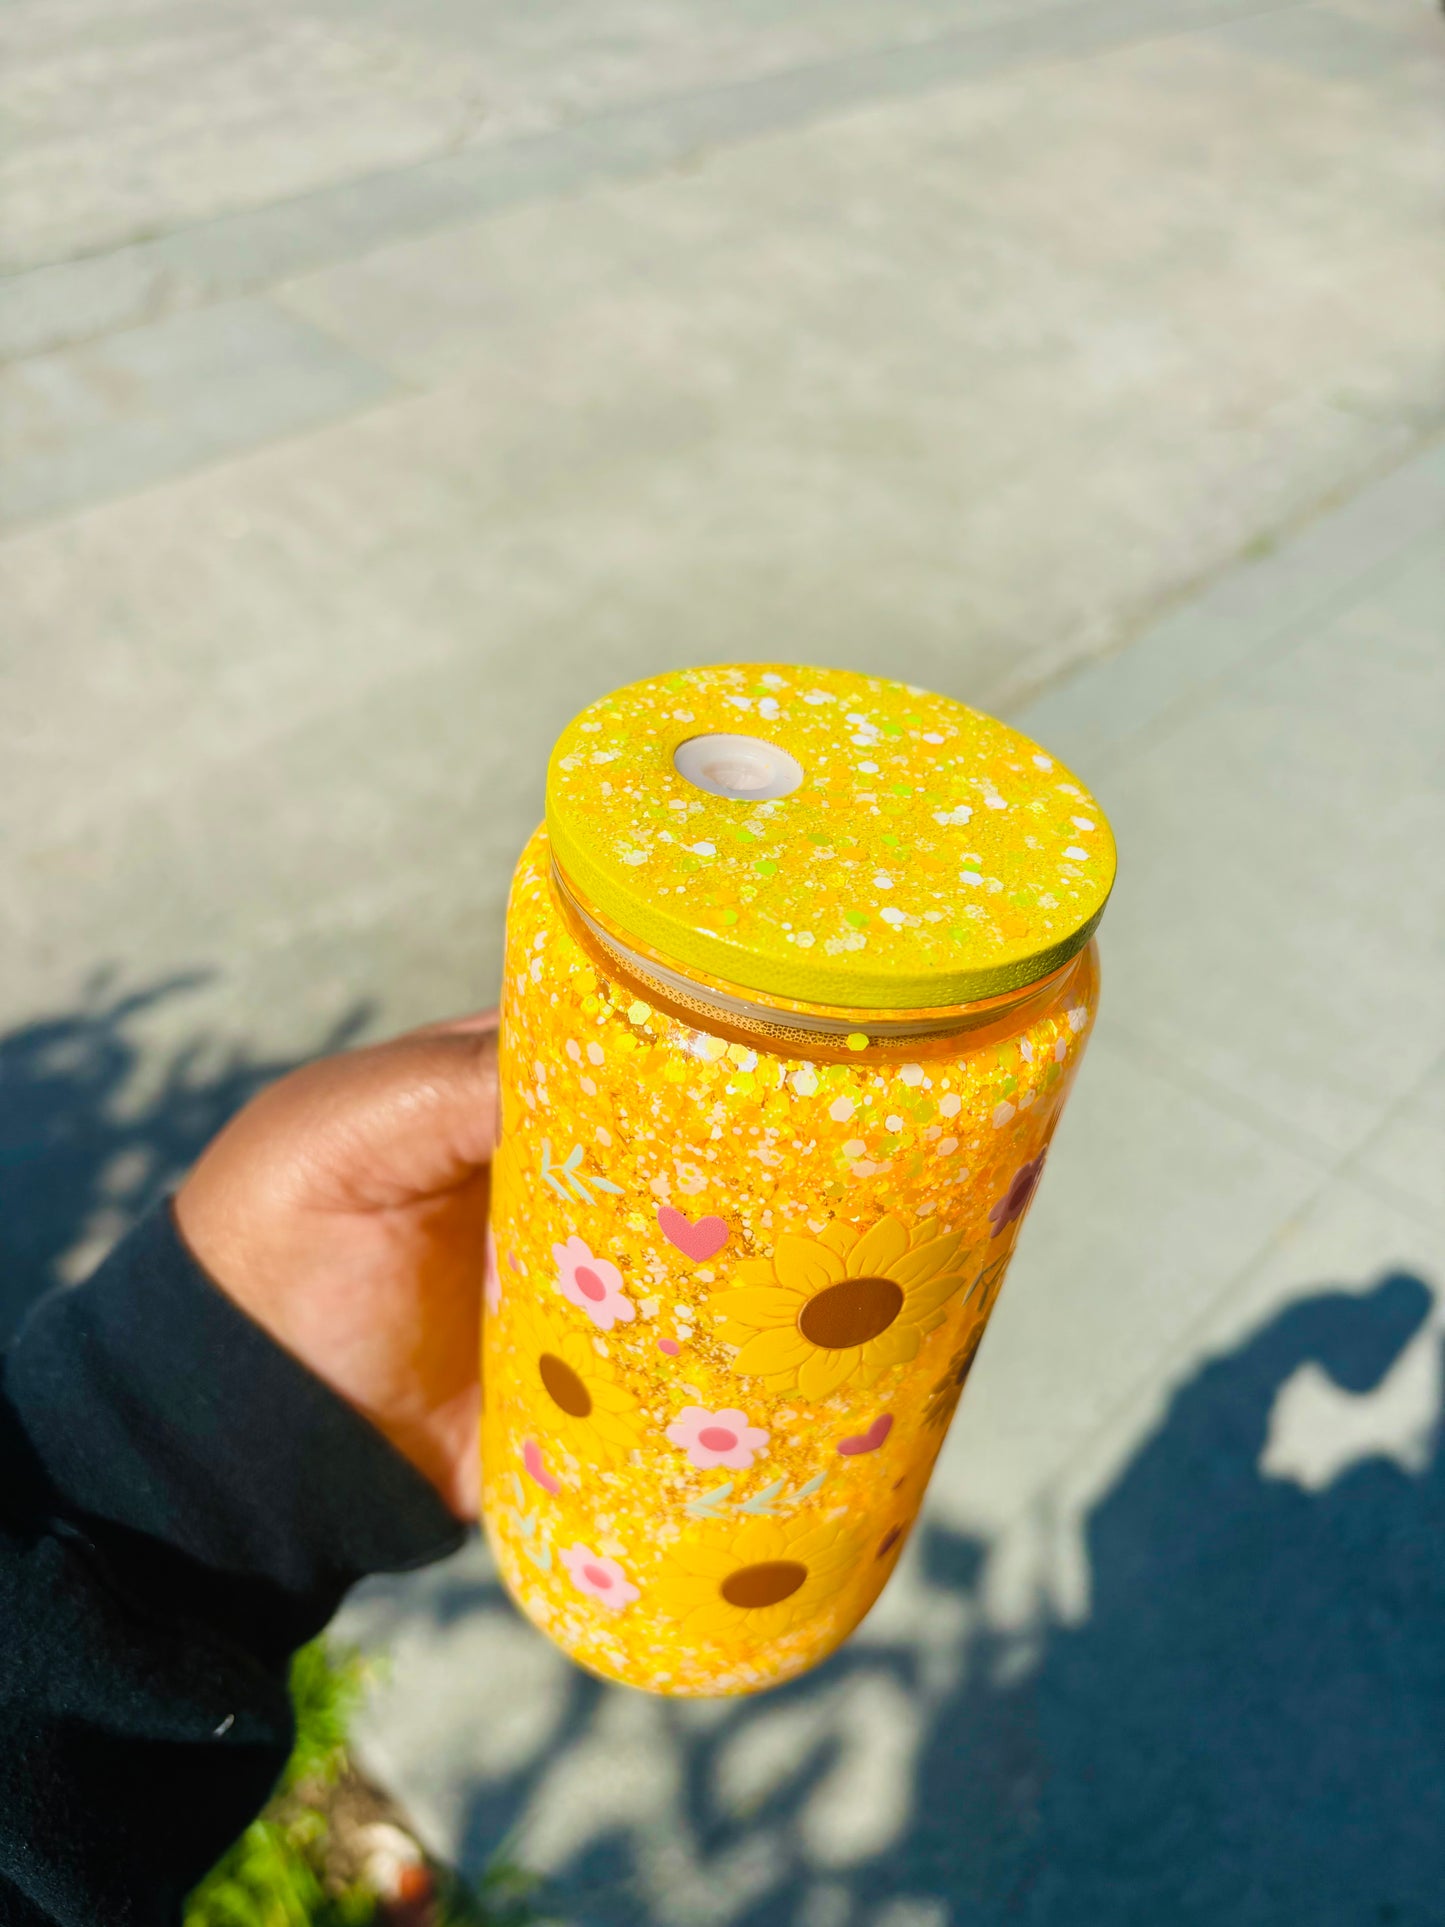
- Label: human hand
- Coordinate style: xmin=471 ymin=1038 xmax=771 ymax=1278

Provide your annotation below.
xmin=174 ymin=1014 xmax=499 ymax=1518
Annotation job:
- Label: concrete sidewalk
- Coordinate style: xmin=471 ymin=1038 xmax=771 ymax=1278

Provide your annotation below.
xmin=0 ymin=1 xmax=1441 ymax=1918
xmin=337 ymin=441 xmax=1445 ymax=1925
xmin=1 ymin=0 xmax=1441 ymax=1078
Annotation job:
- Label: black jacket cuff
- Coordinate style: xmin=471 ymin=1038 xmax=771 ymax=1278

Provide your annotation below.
xmin=3 ymin=1203 xmax=463 ymax=1648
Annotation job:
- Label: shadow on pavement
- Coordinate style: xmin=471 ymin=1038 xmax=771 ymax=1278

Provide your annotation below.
xmin=2 ymin=984 xmax=1438 ymax=1922
xmin=0 ymin=973 xmax=367 ymax=1344
xmin=458 ymin=1272 xmax=1442 ymax=1927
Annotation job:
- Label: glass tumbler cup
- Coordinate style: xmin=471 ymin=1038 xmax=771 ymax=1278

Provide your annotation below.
xmin=481 ymin=665 xmax=1114 ymax=1697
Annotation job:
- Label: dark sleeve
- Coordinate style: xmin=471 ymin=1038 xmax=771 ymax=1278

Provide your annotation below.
xmin=0 ymin=1205 xmax=466 ymax=1927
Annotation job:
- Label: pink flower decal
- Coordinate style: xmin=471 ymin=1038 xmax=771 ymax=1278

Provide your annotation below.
xmin=483 ymin=1226 xmax=503 ymax=1314
xmin=552 ymin=1234 xmax=635 ymax=1330
xmin=561 ymin=1544 xmax=639 ymax=1610
xmin=523 ymin=1440 xmax=560 ymax=1495
xmin=665 ymin=1405 xmax=769 ymax=1472
xmin=989 ymin=1154 xmax=1046 ymax=1237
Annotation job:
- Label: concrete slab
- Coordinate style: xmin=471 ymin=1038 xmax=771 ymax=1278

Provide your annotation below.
xmin=1350 ymin=1052 xmax=1445 ymax=1235
xmin=0 ymin=0 xmax=1338 ymax=356
xmin=1093 ymin=522 xmax=1445 ymax=1164
xmin=1014 ymin=437 xmax=1445 ymax=774
xmin=0 ymin=300 xmax=395 ymax=532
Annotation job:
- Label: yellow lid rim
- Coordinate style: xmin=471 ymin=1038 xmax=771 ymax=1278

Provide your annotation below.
xmin=547 ymin=815 xmax=1110 ymax=1009
xmin=545 ymin=665 xmax=1115 ymax=1009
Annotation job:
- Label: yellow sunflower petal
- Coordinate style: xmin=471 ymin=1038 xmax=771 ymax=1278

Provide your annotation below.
xmin=674 ymin=1541 xmax=740 ymax=1580
xmin=728 ymin=1519 xmax=790 ymax=1561
xmin=797 ymin=1345 xmax=858 ymax=1402
xmin=684 ymin=1601 xmax=735 ymax=1639
xmin=846 ymin=1215 xmax=909 ymax=1278
xmin=589 ymin=1378 xmax=639 ymax=1413
xmin=561 ymin=1330 xmax=599 ymax=1370
xmin=774 ymin=1234 xmax=846 ymax=1294
xmin=891 ymin=1230 xmax=969 ymax=1287
xmin=734 ymin=1327 xmax=812 ymax=1377
xmin=709 ymin=1285 xmax=808 ymax=1329
xmin=731 ymin=1258 xmax=780 ymax=1287
xmin=792 ymin=1522 xmax=860 ymax=1570
xmin=592 ymin=1409 xmax=642 ymax=1453
xmin=901 ymin=1269 xmax=971 ymax=1321
xmin=817 ymin=1220 xmax=860 ymax=1259
xmin=862 ymin=1325 xmax=921 ymax=1372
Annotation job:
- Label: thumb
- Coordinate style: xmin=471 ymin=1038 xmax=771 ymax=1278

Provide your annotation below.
xmin=186 ymin=1022 xmax=501 ymax=1218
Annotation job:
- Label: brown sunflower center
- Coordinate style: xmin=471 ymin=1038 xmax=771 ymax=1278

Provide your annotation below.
xmin=799 ymin=1276 xmax=904 ymax=1350
xmin=721 ymin=1560 xmax=808 ymax=1609
xmin=538 ymin=1352 xmax=592 ymax=1418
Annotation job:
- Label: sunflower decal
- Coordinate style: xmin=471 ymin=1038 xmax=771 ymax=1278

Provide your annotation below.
xmin=922 ymin=1324 xmax=985 ymax=1433
xmin=710 ymin=1215 xmax=972 ymax=1401
xmin=655 ymin=1512 xmax=860 ymax=1643
xmin=507 ymin=1298 xmax=642 ymax=1467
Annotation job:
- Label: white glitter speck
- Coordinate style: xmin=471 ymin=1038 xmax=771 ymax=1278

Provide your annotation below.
xmin=842 ymin=1138 xmax=866 ymax=1158
xmin=1064 ymin=846 xmax=1089 ymax=862
xmin=873 ymin=872 xmax=894 ymax=889
xmin=992 ymin=1102 xmax=1016 ymax=1128
xmin=829 ymin=1097 xmax=855 ymax=1123
xmin=939 ymin=1093 xmax=961 ymax=1117
xmin=899 ymin=1064 xmax=924 ymax=1086
xmin=1071 ymin=816 xmax=1096 ymax=832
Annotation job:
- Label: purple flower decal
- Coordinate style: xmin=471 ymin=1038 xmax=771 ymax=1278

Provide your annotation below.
xmin=989 ymin=1154 xmax=1046 ymax=1237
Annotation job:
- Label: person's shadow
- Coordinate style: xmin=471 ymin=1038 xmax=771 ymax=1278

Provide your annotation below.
xmin=872 ymin=1272 xmax=1445 ymax=1927
xmin=0 ymin=971 xmax=366 ymax=1343
xmin=447 ymin=1269 xmax=1443 ymax=1927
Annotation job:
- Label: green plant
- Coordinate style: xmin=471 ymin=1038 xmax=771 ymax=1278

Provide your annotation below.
xmin=184 ymin=1640 xmax=377 ymax=1927
xmin=184 ymin=1640 xmax=542 ymax=1927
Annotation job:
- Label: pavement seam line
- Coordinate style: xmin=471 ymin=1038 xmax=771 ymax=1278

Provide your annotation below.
xmin=0 ymin=0 xmax=1314 ymax=364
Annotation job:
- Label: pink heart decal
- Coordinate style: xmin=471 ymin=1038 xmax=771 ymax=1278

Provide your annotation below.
xmin=523 ymin=1440 xmax=560 ymax=1494
xmin=838 ymin=1414 xmax=894 ymax=1456
xmin=657 ymin=1205 xmax=730 ymax=1262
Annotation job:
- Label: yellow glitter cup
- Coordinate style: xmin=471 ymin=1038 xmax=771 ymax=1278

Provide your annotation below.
xmin=482 ymin=666 xmax=1114 ymax=1697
